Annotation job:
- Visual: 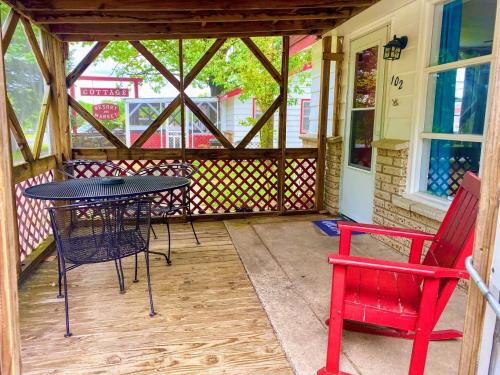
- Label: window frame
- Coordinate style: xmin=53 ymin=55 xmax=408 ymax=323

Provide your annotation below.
xmin=408 ymin=0 xmax=499 ymax=207
xmin=299 ymin=98 xmax=311 ymax=134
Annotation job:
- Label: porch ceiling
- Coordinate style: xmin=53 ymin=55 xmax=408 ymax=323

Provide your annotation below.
xmin=5 ymin=0 xmax=378 ymax=41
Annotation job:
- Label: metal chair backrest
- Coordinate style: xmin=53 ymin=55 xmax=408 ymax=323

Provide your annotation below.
xmin=49 ymin=198 xmax=152 ymax=265
xmin=61 ymin=160 xmax=127 ymax=179
xmin=136 ymin=163 xmax=197 ymax=179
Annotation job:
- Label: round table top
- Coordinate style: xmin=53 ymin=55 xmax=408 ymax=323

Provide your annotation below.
xmin=23 ymin=175 xmax=190 ymax=201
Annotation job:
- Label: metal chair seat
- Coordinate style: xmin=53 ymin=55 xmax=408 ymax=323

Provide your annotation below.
xmin=60 ymin=229 xmax=147 ymax=265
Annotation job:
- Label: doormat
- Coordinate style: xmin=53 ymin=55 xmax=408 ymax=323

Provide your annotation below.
xmin=313 ymin=219 xmax=364 ymax=237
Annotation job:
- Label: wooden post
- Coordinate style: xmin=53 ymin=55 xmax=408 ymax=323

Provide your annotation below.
xmin=459 ymin=38 xmax=500 ymax=375
xmin=278 ymin=36 xmax=289 ymax=214
xmin=179 ymin=39 xmax=186 ymax=160
xmin=0 ymin=17 xmax=22 ymax=375
xmin=42 ymin=32 xmax=71 ymax=166
xmin=332 ymin=36 xmax=343 ymax=137
xmin=315 ymin=35 xmax=332 ymax=212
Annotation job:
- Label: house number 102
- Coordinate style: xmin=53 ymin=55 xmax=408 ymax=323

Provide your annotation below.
xmin=390 ymin=75 xmax=404 ymax=90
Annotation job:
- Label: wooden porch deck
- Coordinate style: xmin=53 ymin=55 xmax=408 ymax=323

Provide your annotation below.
xmin=19 ymin=221 xmax=293 ymax=375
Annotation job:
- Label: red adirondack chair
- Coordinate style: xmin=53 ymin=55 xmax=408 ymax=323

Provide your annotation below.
xmin=318 ymin=172 xmax=481 ymax=375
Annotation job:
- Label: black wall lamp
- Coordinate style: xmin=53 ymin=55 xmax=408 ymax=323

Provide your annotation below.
xmin=383 ymin=35 xmax=408 ymax=60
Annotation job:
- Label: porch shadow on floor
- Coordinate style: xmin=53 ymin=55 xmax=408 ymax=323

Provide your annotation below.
xmin=226 ymin=215 xmax=466 ymax=375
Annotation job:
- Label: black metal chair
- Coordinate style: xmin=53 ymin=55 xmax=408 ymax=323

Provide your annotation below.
xmin=49 ymin=198 xmax=156 ymax=337
xmin=136 ymin=163 xmax=200 ymax=265
xmin=60 ymin=159 xmax=129 ymax=179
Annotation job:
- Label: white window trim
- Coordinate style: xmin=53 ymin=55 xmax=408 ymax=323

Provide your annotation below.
xmin=407 ymin=0 xmax=500 ymax=207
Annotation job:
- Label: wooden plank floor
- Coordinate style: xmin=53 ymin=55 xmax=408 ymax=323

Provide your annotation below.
xmin=19 ymin=221 xmax=293 ymax=375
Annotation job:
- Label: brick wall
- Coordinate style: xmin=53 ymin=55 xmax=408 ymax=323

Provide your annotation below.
xmin=324 ymin=136 xmax=342 ymax=215
xmin=371 ymin=140 xmax=444 ymax=259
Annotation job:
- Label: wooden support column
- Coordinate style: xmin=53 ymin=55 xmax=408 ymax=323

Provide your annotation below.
xmin=179 ymin=39 xmax=186 ymax=160
xmin=315 ymin=35 xmax=332 ymax=212
xmin=0 ymin=17 xmax=22 ymax=375
xmin=278 ymin=36 xmax=289 ymax=214
xmin=331 ymin=37 xmax=343 ymax=137
xmin=459 ymin=38 xmax=500 ymax=375
xmin=42 ymin=32 xmax=71 ymax=166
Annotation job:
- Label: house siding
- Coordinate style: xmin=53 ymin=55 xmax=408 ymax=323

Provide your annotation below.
xmin=320 ymin=0 xmax=454 ymax=257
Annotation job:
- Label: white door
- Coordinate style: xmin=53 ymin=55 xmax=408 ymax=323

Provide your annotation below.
xmin=340 ymin=27 xmax=388 ymax=223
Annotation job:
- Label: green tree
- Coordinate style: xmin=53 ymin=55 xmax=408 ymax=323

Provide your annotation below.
xmin=1 ymin=4 xmax=45 ymax=148
xmin=86 ymin=38 xmax=311 ymax=148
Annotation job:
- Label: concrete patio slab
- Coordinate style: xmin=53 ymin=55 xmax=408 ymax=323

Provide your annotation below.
xmin=226 ymin=215 xmax=466 ymax=375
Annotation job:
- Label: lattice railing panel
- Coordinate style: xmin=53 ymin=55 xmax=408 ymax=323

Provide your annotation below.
xmin=188 ymin=159 xmax=279 ymax=214
xmin=283 ymin=158 xmax=316 ymax=211
xmin=68 ymin=158 xmax=317 ymax=214
xmin=16 ymin=171 xmax=53 ymax=260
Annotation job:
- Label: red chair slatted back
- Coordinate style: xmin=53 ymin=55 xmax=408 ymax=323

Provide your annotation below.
xmin=423 ymin=172 xmax=481 ymax=271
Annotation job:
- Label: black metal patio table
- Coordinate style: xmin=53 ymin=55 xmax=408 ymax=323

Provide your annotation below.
xmin=23 ymin=175 xmax=190 ymax=201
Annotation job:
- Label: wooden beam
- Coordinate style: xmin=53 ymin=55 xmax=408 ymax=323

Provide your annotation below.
xmin=241 ymin=37 xmax=281 ymax=85
xmin=72 ymin=147 xmax=317 ymax=161
xmin=129 ymin=41 xmax=180 ymax=91
xmin=41 ymin=32 xmax=71 ymax=163
xmin=179 ymin=39 xmax=186 ymax=161
xmin=323 ymin=51 xmax=343 ymax=61
xmin=32 ymin=87 xmax=51 ymax=159
xmin=7 ymin=98 xmax=34 ymax=162
xmin=17 ymin=0 xmax=376 ymax=11
xmin=59 ymin=30 xmax=326 ymax=42
xmin=131 ymin=95 xmax=181 ymax=148
xmin=315 ymin=35 xmax=332 ymax=211
xmin=184 ymin=38 xmax=226 ymax=88
xmin=278 ymin=36 xmax=289 ymax=213
xmin=184 ymin=95 xmax=233 ymax=149
xmin=332 ymin=37 xmax=343 ymax=136
xmin=68 ymin=96 xmax=127 ymax=148
xmin=236 ymin=95 xmax=282 ymax=149
xmin=13 ymin=155 xmax=57 ymax=184
xmin=2 ymin=10 xmax=20 ymax=55
xmin=459 ymin=36 xmax=500 ymax=375
xmin=30 ymin=8 xmax=351 ymax=24
xmin=19 ymin=17 xmax=51 ymax=84
xmin=66 ymin=41 xmax=108 ymax=87
xmin=49 ymin=19 xmax=338 ymax=36
xmin=0 ymin=11 xmax=22 ymax=372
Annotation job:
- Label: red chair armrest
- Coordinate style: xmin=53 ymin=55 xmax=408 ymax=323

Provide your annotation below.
xmin=328 ymin=254 xmax=468 ymax=279
xmin=337 ymin=221 xmax=435 ymax=240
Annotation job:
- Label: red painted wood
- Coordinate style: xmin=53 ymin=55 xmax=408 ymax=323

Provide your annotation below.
xmin=319 ymin=172 xmax=480 ymax=375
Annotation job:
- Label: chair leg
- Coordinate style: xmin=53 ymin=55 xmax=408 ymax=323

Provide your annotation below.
xmin=318 ymin=266 xmax=350 ymax=375
xmin=114 ymin=259 xmax=125 ymax=293
xmin=118 ymin=257 xmax=126 ymax=293
xmin=62 ymin=268 xmax=72 ymax=337
xmin=150 ymin=224 xmax=158 ymax=240
xmin=165 ymin=215 xmax=172 ymax=264
xmin=57 ymin=253 xmax=63 ymax=298
xmin=133 ymin=253 xmax=139 ymax=283
xmin=188 ymin=209 xmax=200 ymax=245
xmin=144 ymin=251 xmax=156 ymax=317
xmin=145 ymin=214 xmax=172 ymax=265
xmin=408 ymin=278 xmax=440 ymax=375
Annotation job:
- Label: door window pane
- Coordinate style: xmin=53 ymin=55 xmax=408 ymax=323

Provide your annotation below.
xmin=430 ymin=0 xmax=496 ymax=66
xmin=425 ymin=139 xmax=481 ymax=198
xmin=425 ymin=63 xmax=489 ymax=135
xmin=353 ymin=46 xmax=378 ymax=108
xmin=348 ymin=110 xmax=374 ymax=170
